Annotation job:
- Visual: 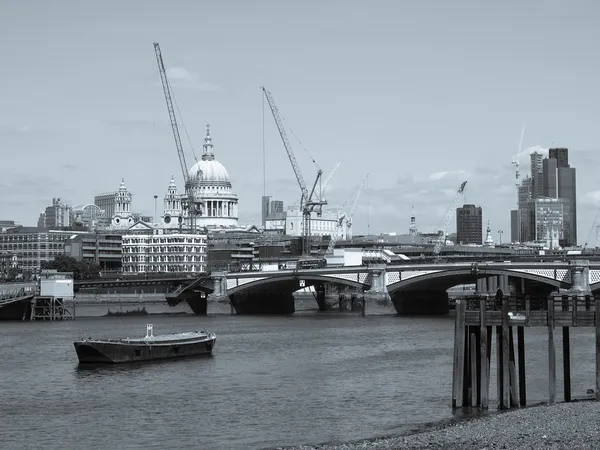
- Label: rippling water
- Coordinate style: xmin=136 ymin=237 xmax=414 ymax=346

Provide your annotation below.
xmin=0 ymin=311 xmax=597 ymax=450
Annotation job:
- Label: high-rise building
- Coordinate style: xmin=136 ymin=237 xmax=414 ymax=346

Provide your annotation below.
xmin=546 ymin=148 xmax=577 ymax=246
xmin=510 ymin=209 xmax=518 ymax=243
xmin=515 ymin=147 xmax=577 ymax=246
xmin=530 ymin=152 xmax=544 ymax=199
xmin=456 ymin=204 xmax=482 ymax=245
xmin=549 ymin=148 xmax=569 ymax=168
xmin=533 ymin=198 xmax=564 ymax=248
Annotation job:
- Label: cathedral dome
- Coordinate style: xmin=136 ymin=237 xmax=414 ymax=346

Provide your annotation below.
xmin=188 ymin=159 xmax=231 ymax=184
xmin=187 ymin=124 xmax=231 ymax=185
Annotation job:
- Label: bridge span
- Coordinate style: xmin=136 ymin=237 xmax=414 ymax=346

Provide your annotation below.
xmin=204 ymin=260 xmax=598 ymax=315
xmin=9 ymin=260 xmax=598 ymax=318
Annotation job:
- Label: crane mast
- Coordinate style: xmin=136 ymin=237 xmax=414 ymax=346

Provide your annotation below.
xmin=153 ymin=42 xmax=201 ymax=232
xmin=326 ymin=174 xmax=368 ymax=254
xmin=433 ymin=181 xmax=467 ymax=257
xmin=261 ymin=86 xmax=325 ymax=255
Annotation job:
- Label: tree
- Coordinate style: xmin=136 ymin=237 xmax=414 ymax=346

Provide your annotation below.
xmin=41 ymin=255 xmax=101 ymax=280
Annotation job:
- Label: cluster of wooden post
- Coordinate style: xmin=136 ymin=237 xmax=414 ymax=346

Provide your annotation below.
xmin=453 ymin=294 xmax=600 ymax=409
xmin=452 ymin=298 xmax=525 ymax=409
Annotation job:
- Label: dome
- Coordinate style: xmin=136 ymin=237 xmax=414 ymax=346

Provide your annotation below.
xmin=188 ymin=159 xmax=231 ymax=184
xmin=187 ymin=123 xmax=231 ymax=185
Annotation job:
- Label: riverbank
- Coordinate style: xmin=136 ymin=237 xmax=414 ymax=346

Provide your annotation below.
xmin=275 ymin=400 xmax=600 ymax=450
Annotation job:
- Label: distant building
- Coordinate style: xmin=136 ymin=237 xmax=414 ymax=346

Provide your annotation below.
xmin=38 ymin=198 xmax=72 ymax=229
xmin=0 ymin=228 xmax=87 ymax=275
xmin=262 ymin=196 xmax=286 ymax=233
xmin=532 ymin=198 xmax=564 ymax=248
xmin=510 ymin=210 xmax=518 ymax=243
xmin=64 ymin=233 xmax=123 ymax=272
xmin=94 ymin=178 xmax=134 ymax=229
xmin=159 ymin=125 xmax=239 ymax=230
xmin=515 ymin=147 xmax=577 ymax=246
xmin=121 ymin=222 xmax=208 ymax=274
xmin=285 ymin=208 xmax=347 ymax=240
xmin=456 ymin=204 xmax=483 ymax=245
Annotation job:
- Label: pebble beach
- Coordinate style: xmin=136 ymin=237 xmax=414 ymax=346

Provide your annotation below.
xmin=274 ymin=401 xmax=600 ymax=450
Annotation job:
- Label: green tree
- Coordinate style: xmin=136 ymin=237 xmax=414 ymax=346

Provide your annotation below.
xmin=41 ymin=255 xmax=101 ymax=280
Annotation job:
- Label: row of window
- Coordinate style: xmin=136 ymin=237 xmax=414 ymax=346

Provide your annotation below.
xmin=0 ymin=235 xmax=68 ymax=242
xmin=0 ymin=243 xmax=64 ymax=250
xmin=122 ymin=264 xmax=206 ymax=273
xmin=122 ymin=246 xmax=206 ymax=253
xmin=123 ymin=255 xmax=205 ymax=263
xmin=123 ymin=238 xmax=206 ymax=244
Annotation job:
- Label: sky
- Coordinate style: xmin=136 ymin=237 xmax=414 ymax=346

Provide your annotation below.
xmin=2 ymin=0 xmax=600 ymax=245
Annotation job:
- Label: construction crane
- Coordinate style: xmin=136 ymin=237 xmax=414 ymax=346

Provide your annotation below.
xmin=320 ymin=160 xmax=342 ymax=202
xmin=316 ymin=160 xmax=342 ymax=217
xmin=325 ymin=173 xmax=368 ymax=255
xmin=261 ymin=86 xmax=326 ymax=255
xmin=153 ymin=42 xmax=203 ymax=232
xmin=433 ymin=181 xmax=467 ymax=257
xmin=344 ymin=174 xmax=368 ymax=241
xmin=511 ymin=125 xmax=525 ymax=189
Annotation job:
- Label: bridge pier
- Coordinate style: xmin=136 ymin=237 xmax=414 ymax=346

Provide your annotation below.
xmin=569 ymin=260 xmax=591 ymax=294
xmin=476 ymin=275 xmax=509 ymax=296
xmin=206 ymin=272 xmax=234 ymax=315
xmin=363 ymin=265 xmax=395 ymax=316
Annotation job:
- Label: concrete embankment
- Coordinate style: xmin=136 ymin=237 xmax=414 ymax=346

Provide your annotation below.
xmin=275 ymin=401 xmax=600 ymax=450
xmin=74 ymin=293 xmax=192 ymax=317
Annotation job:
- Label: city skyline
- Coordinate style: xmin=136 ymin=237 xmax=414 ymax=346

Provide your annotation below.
xmin=2 ymin=1 xmax=600 ymax=244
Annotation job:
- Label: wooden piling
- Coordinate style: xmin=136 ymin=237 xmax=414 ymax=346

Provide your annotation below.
xmin=463 ymin=326 xmax=471 ymax=406
xmin=452 ymin=299 xmax=466 ymax=408
xmin=517 ymin=326 xmax=526 ymax=406
xmin=563 ymin=326 xmax=571 ymax=402
xmin=508 ymin=327 xmax=518 ymax=407
xmin=501 ymin=297 xmax=510 ymax=409
xmin=548 ymin=297 xmax=556 ymax=405
xmin=479 ymin=298 xmax=489 ymax=409
xmin=596 ymin=296 xmax=600 ymax=401
xmin=496 ymin=326 xmax=503 ymax=408
xmin=470 ymin=331 xmax=477 ymax=407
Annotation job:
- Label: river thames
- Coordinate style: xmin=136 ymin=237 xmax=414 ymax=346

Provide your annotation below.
xmin=0 ymin=312 xmax=596 ymax=450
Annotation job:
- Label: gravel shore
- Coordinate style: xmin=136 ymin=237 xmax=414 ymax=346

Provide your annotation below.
xmin=273 ymin=401 xmax=600 ymax=450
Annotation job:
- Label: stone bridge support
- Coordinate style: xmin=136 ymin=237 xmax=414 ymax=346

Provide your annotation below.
xmin=569 ymin=260 xmax=591 ymax=294
xmin=476 ymin=275 xmax=510 ymax=295
xmin=206 ymin=272 xmax=234 ymax=315
xmin=363 ymin=264 xmax=396 ymax=316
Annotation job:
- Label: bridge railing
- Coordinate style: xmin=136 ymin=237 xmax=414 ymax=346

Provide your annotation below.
xmin=0 ymin=285 xmax=36 ymax=304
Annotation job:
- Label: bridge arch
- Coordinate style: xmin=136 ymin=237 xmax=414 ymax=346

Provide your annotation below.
xmin=227 ymin=273 xmax=369 ymax=296
xmin=387 ymin=268 xmax=566 ymax=293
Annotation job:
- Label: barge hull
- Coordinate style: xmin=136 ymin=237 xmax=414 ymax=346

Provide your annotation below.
xmin=74 ymin=338 xmax=216 ymax=364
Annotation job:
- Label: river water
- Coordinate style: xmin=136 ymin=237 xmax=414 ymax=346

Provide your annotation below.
xmin=0 ymin=310 xmax=597 ymax=450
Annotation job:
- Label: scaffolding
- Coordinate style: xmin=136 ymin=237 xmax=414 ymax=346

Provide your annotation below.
xmin=30 ymin=296 xmax=75 ymax=321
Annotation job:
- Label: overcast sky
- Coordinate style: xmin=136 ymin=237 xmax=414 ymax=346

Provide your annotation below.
xmin=2 ymin=0 xmax=600 ymax=245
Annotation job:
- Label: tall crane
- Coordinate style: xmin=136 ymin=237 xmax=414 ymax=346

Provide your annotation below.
xmin=316 ymin=160 xmax=342 ymax=217
xmin=261 ymin=86 xmax=326 ymax=255
xmin=153 ymin=42 xmax=203 ymax=232
xmin=320 ymin=160 xmax=342 ymax=202
xmin=433 ymin=181 xmax=467 ymax=257
xmin=325 ymin=174 xmax=368 ymax=255
xmin=344 ymin=174 xmax=368 ymax=240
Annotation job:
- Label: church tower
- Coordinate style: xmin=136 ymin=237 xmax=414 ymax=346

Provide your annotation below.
xmin=111 ymin=178 xmax=134 ymax=229
xmin=162 ymin=176 xmax=183 ymax=227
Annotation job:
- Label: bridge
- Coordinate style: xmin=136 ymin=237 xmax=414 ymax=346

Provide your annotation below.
xmin=17 ymin=259 xmax=600 ymax=317
xmin=202 ymin=260 xmax=599 ymax=315
xmin=0 ymin=282 xmax=36 ymax=320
